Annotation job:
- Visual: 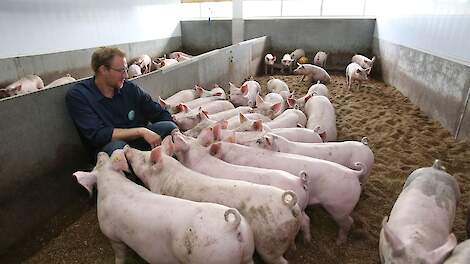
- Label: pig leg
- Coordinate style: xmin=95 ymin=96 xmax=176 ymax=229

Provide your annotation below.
xmin=265 ymin=64 xmax=268 ymax=75
xmin=323 ymin=204 xmax=354 ymax=245
xmin=300 ymin=211 xmax=312 ymax=243
xmin=271 ymin=65 xmax=274 ymax=75
xmin=110 ymin=240 xmax=128 ymax=264
xmin=301 ymin=75 xmax=305 ymax=82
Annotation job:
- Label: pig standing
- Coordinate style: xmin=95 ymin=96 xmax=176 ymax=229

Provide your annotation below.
xmin=74 ymin=150 xmax=255 ymax=264
xmin=229 ymin=81 xmax=260 ymax=107
xmin=159 ymin=86 xmax=204 ymax=114
xmin=290 ymin=49 xmax=305 ymax=64
xmin=308 ymin=80 xmax=329 ymax=97
xmin=209 ymin=106 xmax=253 ymax=121
xmin=265 ymin=54 xmax=276 ymax=75
xmin=127 ymin=64 xmax=142 ymax=79
xmin=267 ymin=77 xmax=289 ymax=94
xmin=352 ymin=54 xmax=375 ymax=74
xmin=209 ymin=141 xmax=365 ymax=244
xmin=305 ymin=95 xmax=337 ymax=142
xmin=443 ymin=239 xmax=470 ymax=264
xmin=255 ymin=134 xmax=373 ymax=184
xmin=254 ymin=94 xmax=284 ymax=119
xmin=269 ymin=127 xmax=323 ymax=143
xmin=0 ymin=75 xmax=44 ymax=98
xmin=379 ymin=160 xmax=459 ymax=264
xmin=135 ymin=54 xmax=152 ymax=74
xmin=227 ymin=112 xmax=271 ymax=130
xmin=200 ymin=84 xmax=226 ymax=99
xmin=44 ymin=74 xmax=76 ymax=88
xmin=313 ymin=51 xmax=328 ymax=69
xmin=172 ymin=129 xmax=312 ymax=242
xmin=293 ymin=63 xmax=331 ymax=84
xmin=125 ymin=143 xmax=301 ymax=264
xmin=265 ymin=109 xmax=307 ymax=129
xmin=345 ymin=62 xmax=369 ymax=91
xmin=281 ymin=54 xmax=293 ymax=74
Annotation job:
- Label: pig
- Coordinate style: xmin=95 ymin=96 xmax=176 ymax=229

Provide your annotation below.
xmin=209 ymin=106 xmax=253 ymax=121
xmin=255 ymin=134 xmax=374 ymax=184
xmin=304 ymin=95 xmax=337 ymax=142
xmin=209 ymin=141 xmax=365 ymax=244
xmin=168 ymin=51 xmax=193 ymax=60
xmin=175 ymin=96 xmax=224 ymax=113
xmin=227 ymin=112 xmax=271 ymax=130
xmin=281 ymin=54 xmax=293 ymax=74
xmin=152 ymin=58 xmax=178 ymax=70
xmin=308 ymin=80 xmax=329 ymax=97
xmin=127 ymin=64 xmax=142 ymax=79
xmin=158 ymin=86 xmax=204 ymax=114
xmin=265 ymin=109 xmax=307 ymax=129
xmin=291 ymin=93 xmax=313 ymax=112
xmin=182 ymin=111 xmax=224 ymax=138
xmin=74 ymin=150 xmax=254 ymax=264
xmin=200 ymin=84 xmax=226 ymax=99
xmin=253 ymin=94 xmax=284 ymax=119
xmin=313 ymin=51 xmax=328 ymax=69
xmin=124 ymin=143 xmax=302 ymax=264
xmin=44 ymin=74 xmax=76 ymax=89
xmin=352 ymin=54 xmax=375 ymax=74
xmin=270 ymin=127 xmax=323 ymax=143
xmin=293 ymin=63 xmax=331 ymax=84
xmin=264 ymin=54 xmax=276 ymax=75
xmin=0 ymin=74 xmax=44 ymax=99
xmin=135 ymin=54 xmax=152 ymax=74
xmin=289 ymin=49 xmax=306 ymax=64
xmin=379 ymin=160 xmax=459 ymax=264
xmin=177 ymin=100 xmax=234 ymax=116
xmin=267 ymin=77 xmax=289 ymax=94
xmin=175 ymin=53 xmax=191 ymax=62
xmin=172 ymin=129 xmax=312 ymax=242
xmin=228 ymin=81 xmax=260 ymax=107
xmin=346 ymin=62 xmax=369 ymax=91
xmin=443 ymin=239 xmax=470 ymax=264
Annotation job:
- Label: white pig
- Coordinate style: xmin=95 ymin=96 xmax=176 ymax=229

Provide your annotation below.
xmin=0 ymin=74 xmax=44 ymax=98
xmin=253 ymin=94 xmax=284 ymax=119
xmin=169 ymin=51 xmax=193 ymax=60
xmin=304 ymin=95 xmax=337 ymax=142
xmin=255 ymin=134 xmax=374 ymax=184
xmin=124 ymin=143 xmax=301 ymax=264
xmin=281 ymin=54 xmax=293 ymax=74
xmin=152 ymin=58 xmax=178 ymax=70
xmin=74 ymin=150 xmax=254 ymax=264
xmin=289 ymin=49 xmax=305 ymax=63
xmin=265 ymin=109 xmax=307 ymax=129
xmin=313 ymin=51 xmax=328 ymax=69
xmin=379 ymin=160 xmax=459 ymax=264
xmin=209 ymin=106 xmax=253 ymax=121
xmin=267 ymin=77 xmax=289 ymax=94
xmin=209 ymin=141 xmax=365 ymax=244
xmin=135 ymin=54 xmax=152 ymax=74
xmin=346 ymin=62 xmax=369 ymax=91
xmin=127 ymin=64 xmax=142 ymax=79
xmin=293 ymin=63 xmax=331 ymax=84
xmin=44 ymin=74 xmax=76 ymax=89
xmin=159 ymin=87 xmax=204 ymax=114
xmin=352 ymin=54 xmax=375 ymax=74
xmin=308 ymin=80 xmax=329 ymax=97
xmin=264 ymin=54 xmax=276 ymax=75
xmin=227 ymin=112 xmax=271 ymax=130
xmin=228 ymin=81 xmax=260 ymax=107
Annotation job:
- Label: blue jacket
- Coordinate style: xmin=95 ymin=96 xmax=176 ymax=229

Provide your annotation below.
xmin=66 ymin=77 xmax=173 ymax=151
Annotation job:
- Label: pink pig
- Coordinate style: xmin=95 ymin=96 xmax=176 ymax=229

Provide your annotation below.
xmin=209 ymin=141 xmax=365 ymax=244
xmin=304 ymin=95 xmax=337 ymax=141
xmin=229 ymin=81 xmax=260 ymax=107
xmin=74 ymin=150 xmax=254 ymax=264
xmin=265 ymin=109 xmax=307 ymax=129
xmin=293 ymin=63 xmax=331 ymax=84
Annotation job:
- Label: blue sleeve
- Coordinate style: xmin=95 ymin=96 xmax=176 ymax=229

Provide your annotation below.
xmin=65 ymin=86 xmax=114 ymax=148
xmin=134 ymin=83 xmax=174 ymax=123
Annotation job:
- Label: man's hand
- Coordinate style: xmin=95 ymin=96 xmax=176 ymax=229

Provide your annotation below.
xmin=140 ymin=128 xmax=162 ymax=149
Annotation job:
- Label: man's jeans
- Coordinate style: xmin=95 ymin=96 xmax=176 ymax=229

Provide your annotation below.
xmin=101 ymin=121 xmax=177 ymax=156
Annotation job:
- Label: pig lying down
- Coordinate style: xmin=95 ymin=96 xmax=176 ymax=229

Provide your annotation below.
xmin=380 ymin=160 xmax=459 ymax=264
xmin=0 ymin=74 xmax=44 ymax=99
xmin=74 ymin=150 xmax=255 ymax=264
xmin=125 ymin=142 xmax=301 ymax=264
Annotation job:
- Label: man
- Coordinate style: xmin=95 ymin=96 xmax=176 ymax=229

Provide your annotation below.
xmin=66 ymin=47 xmax=177 ymax=161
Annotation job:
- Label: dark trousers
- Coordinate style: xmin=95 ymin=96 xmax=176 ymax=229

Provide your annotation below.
xmin=101 ymin=121 xmax=177 ymax=156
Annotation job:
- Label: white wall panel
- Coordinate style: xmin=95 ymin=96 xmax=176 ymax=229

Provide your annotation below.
xmin=0 ymin=0 xmax=181 ymax=59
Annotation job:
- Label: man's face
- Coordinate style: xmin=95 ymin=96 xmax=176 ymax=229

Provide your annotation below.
xmin=102 ymin=56 xmax=128 ymax=89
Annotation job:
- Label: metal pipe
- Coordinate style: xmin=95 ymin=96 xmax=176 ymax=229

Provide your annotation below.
xmin=455 ymin=85 xmax=470 ymax=139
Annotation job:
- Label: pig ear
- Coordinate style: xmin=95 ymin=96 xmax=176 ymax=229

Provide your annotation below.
xmin=150 ymin=146 xmax=163 ymax=163
xmin=194 ymin=85 xmax=204 ymax=97
xmin=287 ymin=97 xmax=296 ymax=108
xmin=197 ymin=127 xmax=214 ymax=147
xmin=73 ymin=171 xmax=97 ymax=197
xmin=110 ymin=149 xmax=130 ymax=173
xmin=256 ymin=94 xmax=264 ymax=106
xmin=239 ymin=112 xmax=248 ymax=123
xmin=240 ymin=84 xmax=249 ymax=96
xmin=371 ymin=56 xmax=376 ymax=63
xmin=427 ymin=233 xmax=457 ymax=263
xmin=382 ymin=217 xmax=405 ymax=256
xmin=271 ymin=102 xmax=283 ymax=114
xmin=252 ymin=120 xmax=263 ymax=131
xmin=172 ymin=133 xmax=190 ymax=152
xmin=162 ymin=136 xmax=175 ymax=156
xmin=198 ymin=110 xmax=209 ymax=120
xmin=209 ymin=142 xmax=222 ymax=156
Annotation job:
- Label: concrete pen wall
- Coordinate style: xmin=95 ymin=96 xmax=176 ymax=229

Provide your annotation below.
xmin=0 ymin=36 xmax=268 ymax=255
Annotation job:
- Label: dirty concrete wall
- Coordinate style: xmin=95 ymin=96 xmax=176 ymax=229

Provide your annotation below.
xmin=0 ymin=36 xmax=268 ymax=255
xmin=181 ymin=18 xmax=375 ymax=71
xmin=372 ymin=0 xmax=470 ymax=140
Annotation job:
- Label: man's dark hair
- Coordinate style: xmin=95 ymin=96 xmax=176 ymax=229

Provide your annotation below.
xmin=91 ymin=47 xmax=126 ymax=74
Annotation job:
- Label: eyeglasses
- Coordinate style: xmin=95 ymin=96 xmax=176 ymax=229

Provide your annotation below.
xmin=109 ymin=66 xmax=128 ymax=74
